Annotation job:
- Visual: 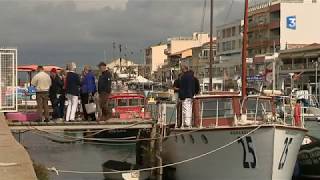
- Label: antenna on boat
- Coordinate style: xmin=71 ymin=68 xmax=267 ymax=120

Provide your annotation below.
xmin=209 ymin=0 xmax=214 ymax=91
xmin=241 ymin=0 xmax=249 ymax=98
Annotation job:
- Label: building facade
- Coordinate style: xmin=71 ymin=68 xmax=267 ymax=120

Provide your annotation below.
xmin=248 ymin=0 xmax=320 ymax=58
xmin=279 ymin=43 xmax=320 ymax=95
xmin=216 ymin=19 xmax=243 ymax=62
xmin=145 ymin=44 xmax=167 ymax=77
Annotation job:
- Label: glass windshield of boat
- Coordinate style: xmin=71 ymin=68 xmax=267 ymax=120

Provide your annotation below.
xmin=247 ymin=98 xmax=272 ymax=120
xmin=200 ymin=98 xmax=234 ymax=119
xmin=116 ymin=98 xmax=143 ymax=107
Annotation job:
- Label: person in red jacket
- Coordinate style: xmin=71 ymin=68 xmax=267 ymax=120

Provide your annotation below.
xmin=294 ymin=100 xmax=302 ymax=126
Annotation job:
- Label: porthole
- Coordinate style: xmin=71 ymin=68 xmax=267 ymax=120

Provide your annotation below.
xmin=181 ymin=135 xmax=186 ymax=144
xmin=201 ymin=134 xmax=208 ymax=144
xmin=189 ymin=134 xmax=195 ymax=144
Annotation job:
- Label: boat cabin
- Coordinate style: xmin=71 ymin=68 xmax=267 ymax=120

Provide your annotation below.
xmin=108 ymin=92 xmax=151 ymax=119
xmin=178 ymin=92 xmax=276 ymax=128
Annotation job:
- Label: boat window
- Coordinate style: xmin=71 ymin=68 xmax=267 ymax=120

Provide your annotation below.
xmin=108 ymin=100 xmax=115 ymax=108
xmin=129 ymin=98 xmax=141 ymax=106
xmin=247 ymin=98 xmax=272 ymax=119
xmin=200 ymin=98 xmax=233 ymax=118
xmin=118 ymin=99 xmax=128 ymax=106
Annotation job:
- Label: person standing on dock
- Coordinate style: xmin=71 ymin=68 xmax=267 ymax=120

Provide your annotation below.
xmin=31 ymin=66 xmax=52 ymax=122
xmin=97 ymin=62 xmax=112 ymax=121
xmin=65 ymin=63 xmax=81 ymax=122
xmin=49 ymin=68 xmax=64 ymax=121
xmin=179 ymin=65 xmax=196 ymax=128
xmin=80 ymin=65 xmax=97 ymax=121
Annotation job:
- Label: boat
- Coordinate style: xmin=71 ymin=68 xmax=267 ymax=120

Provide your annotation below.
xmin=108 ymin=91 xmax=151 ymax=120
xmin=297 ymin=136 xmax=320 ymax=179
xmin=93 ymin=91 xmax=152 ymax=140
xmin=102 ymin=160 xmax=150 ymax=180
xmin=162 ymin=93 xmax=306 ymax=180
xmin=161 ymin=0 xmax=306 ymax=179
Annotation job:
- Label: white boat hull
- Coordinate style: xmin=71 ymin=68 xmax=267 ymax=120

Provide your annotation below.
xmin=163 ymin=125 xmax=306 ymax=180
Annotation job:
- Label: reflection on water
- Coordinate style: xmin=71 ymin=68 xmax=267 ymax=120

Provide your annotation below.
xmin=305 ymin=121 xmax=320 ymax=139
xmin=15 ymin=132 xmax=136 ymax=180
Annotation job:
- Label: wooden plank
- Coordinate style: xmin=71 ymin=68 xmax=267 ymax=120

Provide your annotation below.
xmin=0 ymin=113 xmax=37 ymax=180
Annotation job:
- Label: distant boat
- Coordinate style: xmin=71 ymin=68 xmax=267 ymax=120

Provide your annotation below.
xmin=297 ymin=136 xmax=320 ymax=179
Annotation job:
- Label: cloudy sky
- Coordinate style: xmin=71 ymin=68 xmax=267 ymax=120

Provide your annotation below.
xmin=0 ymin=0 xmax=245 ymax=66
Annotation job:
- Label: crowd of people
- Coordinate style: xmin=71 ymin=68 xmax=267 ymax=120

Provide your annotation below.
xmin=173 ymin=64 xmax=200 ymax=128
xmin=31 ymin=62 xmax=112 ymax=122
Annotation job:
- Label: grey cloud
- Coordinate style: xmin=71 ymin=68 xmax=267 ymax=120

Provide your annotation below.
xmin=0 ymin=0 xmax=244 ymax=66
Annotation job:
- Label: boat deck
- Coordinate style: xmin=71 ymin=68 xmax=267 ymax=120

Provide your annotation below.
xmin=8 ymin=119 xmax=155 ymax=131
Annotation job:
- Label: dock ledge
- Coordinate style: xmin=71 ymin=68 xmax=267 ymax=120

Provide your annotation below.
xmin=0 ymin=113 xmax=37 ymax=180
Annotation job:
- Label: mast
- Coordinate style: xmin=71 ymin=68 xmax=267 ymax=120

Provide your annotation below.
xmin=241 ymin=0 xmax=249 ymax=98
xmin=209 ymin=0 xmax=214 ymax=91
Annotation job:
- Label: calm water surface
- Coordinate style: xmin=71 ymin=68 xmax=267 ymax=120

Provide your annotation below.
xmin=16 ymin=132 xmax=136 ymax=180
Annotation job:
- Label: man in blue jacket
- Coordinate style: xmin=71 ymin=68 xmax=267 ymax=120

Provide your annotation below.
xmin=97 ymin=62 xmax=112 ymax=121
xmin=179 ymin=65 xmax=196 ymax=128
xmin=80 ymin=65 xmax=97 ymax=121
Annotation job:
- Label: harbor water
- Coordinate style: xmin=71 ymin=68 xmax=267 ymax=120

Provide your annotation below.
xmin=16 ymin=132 xmax=136 ymax=180
xmin=13 ymin=105 xmax=177 ymax=180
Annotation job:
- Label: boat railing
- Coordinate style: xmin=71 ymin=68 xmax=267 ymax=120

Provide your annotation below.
xmin=276 ymin=96 xmax=305 ymax=128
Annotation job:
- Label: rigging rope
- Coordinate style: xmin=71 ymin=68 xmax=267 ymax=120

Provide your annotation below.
xmin=48 ymin=124 xmax=263 ymax=175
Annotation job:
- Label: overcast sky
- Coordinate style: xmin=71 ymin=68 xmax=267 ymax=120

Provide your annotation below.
xmin=0 ymin=0 xmax=245 ymax=66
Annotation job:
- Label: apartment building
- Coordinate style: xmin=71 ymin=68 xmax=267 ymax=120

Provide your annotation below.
xmin=145 ymin=43 xmax=167 ymax=77
xmin=216 ymin=19 xmax=243 ymax=62
xmin=248 ymin=0 xmax=320 ymax=58
xmin=279 ymin=43 xmax=320 ymax=94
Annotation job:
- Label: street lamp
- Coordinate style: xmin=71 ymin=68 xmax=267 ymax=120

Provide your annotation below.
xmin=315 ymin=58 xmax=320 ymax=102
xmin=289 ymin=73 xmax=295 ymax=95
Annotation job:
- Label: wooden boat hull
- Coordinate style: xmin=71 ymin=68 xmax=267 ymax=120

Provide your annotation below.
xmin=163 ymin=125 xmax=306 ymax=180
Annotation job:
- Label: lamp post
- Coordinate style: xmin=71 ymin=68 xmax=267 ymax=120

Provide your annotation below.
xmin=316 ymin=58 xmax=319 ymax=101
xmin=289 ymin=73 xmax=295 ymax=95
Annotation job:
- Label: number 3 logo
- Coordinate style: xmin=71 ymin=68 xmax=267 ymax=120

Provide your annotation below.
xmin=287 ymin=16 xmax=296 ymax=30
xmin=238 ymin=136 xmax=257 ymax=169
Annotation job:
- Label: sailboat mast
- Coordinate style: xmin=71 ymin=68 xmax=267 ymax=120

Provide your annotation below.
xmin=241 ymin=0 xmax=249 ymax=97
xmin=209 ymin=0 xmax=214 ymax=91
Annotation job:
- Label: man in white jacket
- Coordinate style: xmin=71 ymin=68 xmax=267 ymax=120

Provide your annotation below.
xmin=31 ymin=66 xmax=52 ymax=122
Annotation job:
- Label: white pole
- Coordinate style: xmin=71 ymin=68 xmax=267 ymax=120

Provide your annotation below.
xmin=272 ymin=41 xmax=276 ymax=91
xmin=316 ymin=61 xmax=318 ymax=102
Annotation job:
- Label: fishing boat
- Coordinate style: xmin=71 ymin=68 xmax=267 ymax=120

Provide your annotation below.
xmin=108 ymin=91 xmax=151 ymax=120
xmin=93 ymin=91 xmax=152 ymax=140
xmin=162 ymin=93 xmax=306 ymax=180
xmin=297 ymin=136 xmax=320 ymax=179
xmin=161 ymin=0 xmax=307 ymax=179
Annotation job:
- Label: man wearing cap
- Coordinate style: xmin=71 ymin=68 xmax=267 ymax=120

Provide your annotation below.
xmin=97 ymin=62 xmax=112 ymax=121
xmin=49 ymin=68 xmax=64 ymax=120
xmin=31 ymin=66 xmax=52 ymax=122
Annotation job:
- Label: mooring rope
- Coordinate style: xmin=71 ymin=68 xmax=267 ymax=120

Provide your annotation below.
xmin=47 ymin=124 xmax=263 ymax=175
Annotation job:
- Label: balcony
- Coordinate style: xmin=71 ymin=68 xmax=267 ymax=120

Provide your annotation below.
xmin=280 ymin=63 xmax=316 ymax=73
xmin=269 ymin=19 xmax=280 ymax=29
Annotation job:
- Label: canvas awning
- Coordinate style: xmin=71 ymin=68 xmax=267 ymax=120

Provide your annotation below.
xmin=18 ymin=64 xmax=62 ymax=72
